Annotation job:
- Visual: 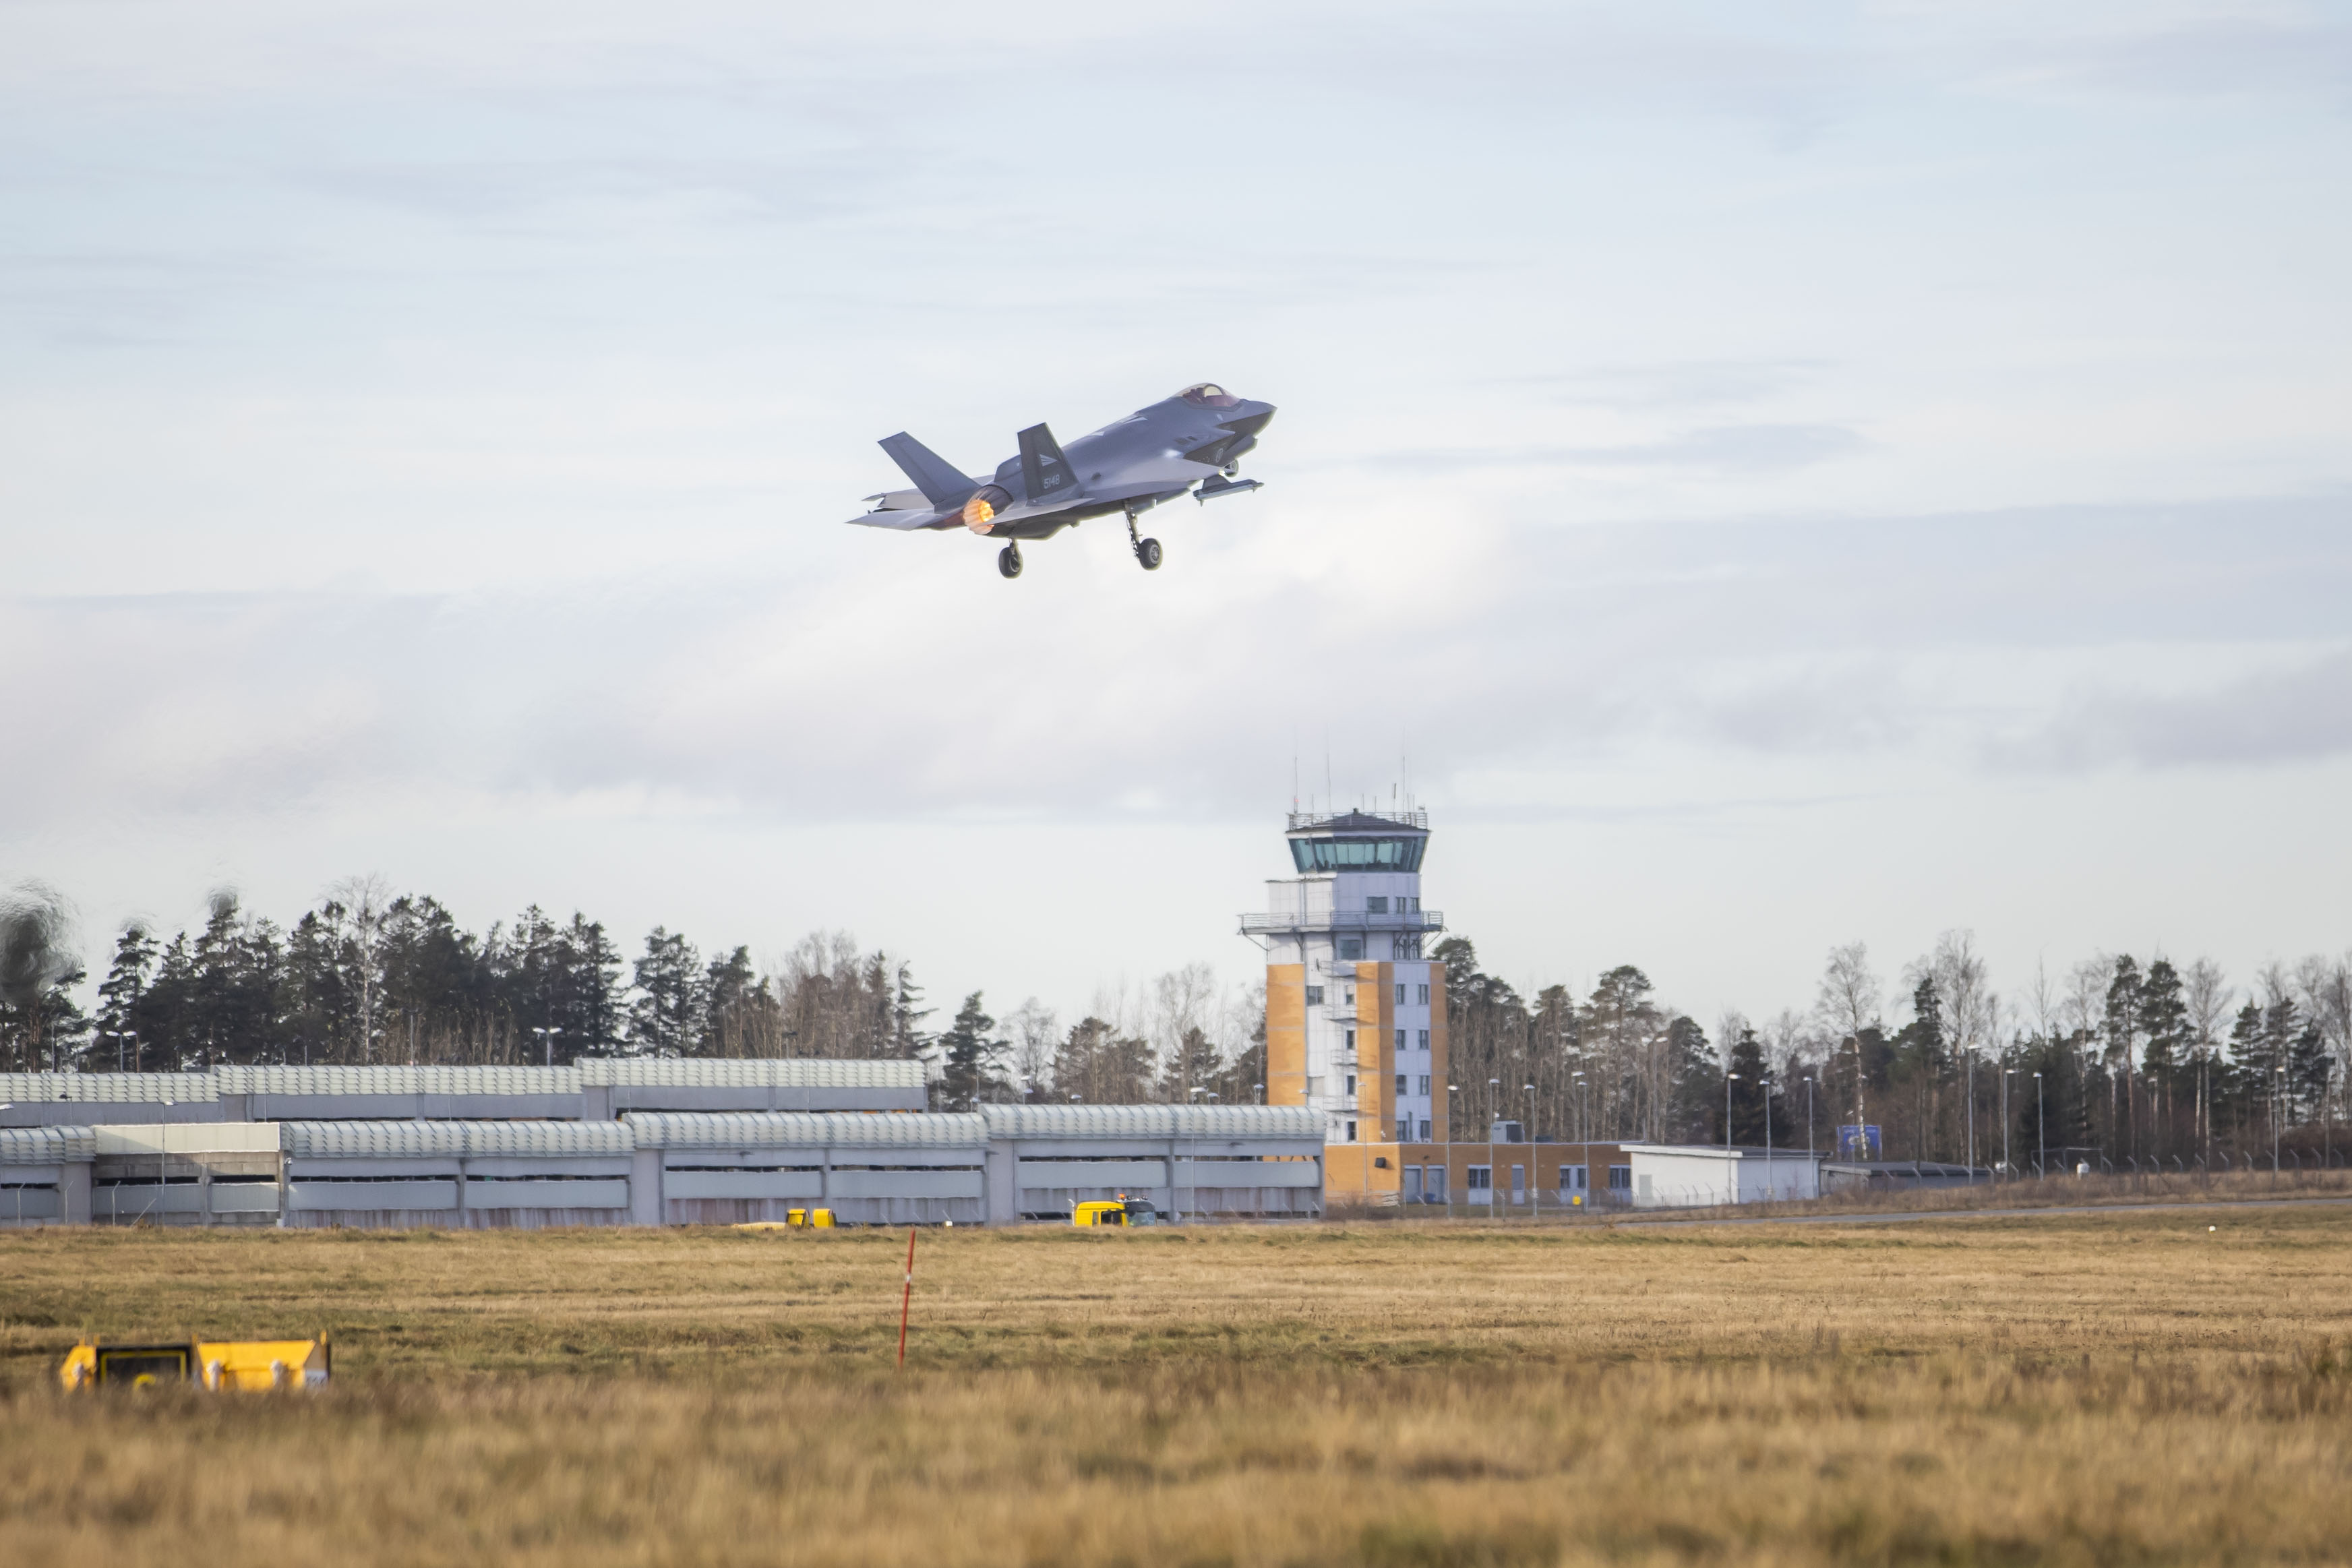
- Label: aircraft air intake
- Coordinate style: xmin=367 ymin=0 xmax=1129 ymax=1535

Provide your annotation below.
xmin=961 ymin=486 xmax=1011 ymax=533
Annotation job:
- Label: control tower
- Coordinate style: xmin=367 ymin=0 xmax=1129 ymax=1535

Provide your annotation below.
xmin=1240 ymin=810 xmax=1447 ymax=1149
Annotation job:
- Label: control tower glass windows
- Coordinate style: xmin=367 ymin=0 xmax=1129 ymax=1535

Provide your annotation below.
xmin=1366 ymin=897 xmax=1388 ymax=913
xmin=1287 ymin=836 xmax=1426 ymax=872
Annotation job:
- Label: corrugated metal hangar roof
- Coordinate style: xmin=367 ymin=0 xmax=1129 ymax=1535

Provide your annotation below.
xmin=978 ymin=1104 xmax=1324 ymax=1140
xmin=280 ymin=1120 xmax=634 ymax=1159
xmin=0 ymin=1124 xmax=98 ymax=1162
xmin=0 ymin=1073 xmax=218 ymax=1103
xmin=625 ymin=1111 xmax=986 ymax=1148
xmin=580 ymin=1058 xmax=924 ymax=1088
xmin=216 ymin=1065 xmax=580 ymax=1095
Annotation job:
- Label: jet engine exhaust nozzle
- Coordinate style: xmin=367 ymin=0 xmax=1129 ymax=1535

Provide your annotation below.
xmin=962 ymin=486 xmax=1011 ymax=533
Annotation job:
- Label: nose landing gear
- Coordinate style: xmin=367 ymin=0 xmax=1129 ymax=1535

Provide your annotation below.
xmin=1125 ymin=508 xmax=1162 ymax=572
xmin=997 ymin=543 xmax=1023 ymax=579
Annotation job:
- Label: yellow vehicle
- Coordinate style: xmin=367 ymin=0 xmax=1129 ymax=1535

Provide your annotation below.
xmin=733 ymin=1208 xmax=833 ymax=1232
xmin=61 ymin=1333 xmax=331 ymax=1392
xmin=1073 ymin=1196 xmax=1159 ymax=1228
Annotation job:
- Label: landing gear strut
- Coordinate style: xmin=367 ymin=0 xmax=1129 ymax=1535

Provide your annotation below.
xmin=1126 ymin=509 xmax=1162 ymax=571
xmin=997 ymin=543 xmax=1023 ymax=579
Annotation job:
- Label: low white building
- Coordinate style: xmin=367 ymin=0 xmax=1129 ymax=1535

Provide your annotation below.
xmin=1620 ymin=1144 xmax=1824 ymax=1208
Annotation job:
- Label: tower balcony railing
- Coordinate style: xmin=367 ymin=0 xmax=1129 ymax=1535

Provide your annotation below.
xmin=1288 ymin=808 xmax=1427 ymax=831
xmin=1238 ymin=907 xmax=1444 ymax=936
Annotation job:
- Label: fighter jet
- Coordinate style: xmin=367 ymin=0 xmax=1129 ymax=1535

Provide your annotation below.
xmin=844 ymin=383 xmax=1276 ymax=578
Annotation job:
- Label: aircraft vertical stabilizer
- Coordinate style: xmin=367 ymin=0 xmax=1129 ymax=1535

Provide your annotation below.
xmin=878 ymin=433 xmax=977 ymax=509
xmin=1017 ymin=423 xmax=1078 ymax=504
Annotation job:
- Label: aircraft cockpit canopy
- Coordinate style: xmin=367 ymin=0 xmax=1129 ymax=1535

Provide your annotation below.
xmin=1178 ymin=383 xmax=1241 ymax=409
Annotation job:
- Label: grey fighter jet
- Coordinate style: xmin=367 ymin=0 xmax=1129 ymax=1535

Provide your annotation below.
xmin=844 ymin=383 xmax=1275 ymax=578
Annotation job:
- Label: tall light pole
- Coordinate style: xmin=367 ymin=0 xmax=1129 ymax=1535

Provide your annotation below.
xmin=2034 ymin=1071 xmax=2045 ymax=1179
xmin=1725 ymin=1072 xmax=1740 ymax=1205
xmin=1447 ymin=1084 xmax=1459 ymax=1214
xmin=1524 ymin=1083 xmax=1536 ymax=1212
xmin=2274 ymin=1067 xmax=2285 ymax=1180
xmin=2002 ymin=1067 xmax=2015 ymax=1180
xmin=1571 ymin=1071 xmax=1585 ymax=1143
xmin=1483 ymin=1075 xmax=1497 ymax=1214
xmin=1805 ymin=1075 xmax=1815 ymax=1155
xmin=532 ymin=1026 xmax=562 ymax=1068
xmin=1761 ymin=1077 xmax=1774 ymax=1201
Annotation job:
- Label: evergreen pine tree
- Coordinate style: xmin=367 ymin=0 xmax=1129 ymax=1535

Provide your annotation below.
xmin=936 ymin=992 xmax=1004 ymax=1111
xmin=626 ymin=928 xmax=707 ymax=1058
xmin=94 ymin=923 xmax=158 ymax=1071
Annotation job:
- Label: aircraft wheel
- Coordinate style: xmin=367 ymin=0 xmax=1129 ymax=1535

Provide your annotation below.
xmin=1136 ymin=537 xmax=1163 ymax=571
xmin=998 ymin=545 xmax=1023 ymax=580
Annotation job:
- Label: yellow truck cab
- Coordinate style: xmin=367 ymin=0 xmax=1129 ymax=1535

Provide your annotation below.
xmin=1072 ymin=1196 xmax=1159 ymax=1227
xmin=61 ymin=1334 xmax=331 ymax=1391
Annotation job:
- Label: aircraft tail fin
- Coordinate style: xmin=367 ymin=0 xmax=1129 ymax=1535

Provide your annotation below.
xmin=878 ymin=433 xmax=976 ymax=509
xmin=1017 ymin=423 xmax=1079 ymax=504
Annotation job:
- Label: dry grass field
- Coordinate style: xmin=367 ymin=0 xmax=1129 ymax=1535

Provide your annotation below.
xmin=5 ymin=1202 xmax=2352 ymax=1567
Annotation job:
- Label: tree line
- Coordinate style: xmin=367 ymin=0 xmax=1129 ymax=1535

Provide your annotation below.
xmin=1435 ymin=933 xmax=2352 ymax=1167
xmin=0 ymin=881 xmax=1265 ymax=1113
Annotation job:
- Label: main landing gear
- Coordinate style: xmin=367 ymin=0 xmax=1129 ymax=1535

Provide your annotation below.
xmin=997 ymin=543 xmax=1022 ymax=579
xmin=1125 ymin=509 xmax=1162 ymax=571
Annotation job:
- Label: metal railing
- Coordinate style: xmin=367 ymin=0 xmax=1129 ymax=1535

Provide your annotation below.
xmin=1238 ymin=908 xmax=1444 ymax=934
xmin=1287 ymin=808 xmax=1427 ymax=831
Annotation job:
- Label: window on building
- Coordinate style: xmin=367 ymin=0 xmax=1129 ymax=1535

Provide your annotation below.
xmin=1608 ymin=1166 xmax=1631 ymax=1190
xmin=1416 ymin=1029 xmax=1428 ymax=1050
xmin=1416 ymin=984 xmax=1429 ymax=1004
xmin=1395 ymin=984 xmax=1406 ymax=1005
xmin=1345 ymin=1074 xmax=1356 ymax=1096
xmin=1395 ymin=1074 xmax=1407 ymax=1098
xmin=1466 ymin=1166 xmax=1492 ymax=1195
xmin=1305 ymin=986 xmax=1323 ymax=1004
xmin=1338 ymin=936 xmax=1363 ymax=959
xmin=1560 ymin=1166 xmax=1588 ymax=1191
xmin=1346 ymin=1120 xmax=1357 ymax=1141
xmin=1366 ymin=896 xmax=1388 ymax=913
xmin=1344 ymin=1028 xmax=1356 ymax=1052
xmin=1288 ymin=837 xmax=1426 ymax=873
xmin=1417 ymin=1118 xmax=1432 ymax=1141
xmin=1395 ymin=1118 xmax=1410 ymax=1142
xmin=1394 ymin=1028 xmax=1405 ymax=1052
xmin=1416 ymin=1075 xmax=1430 ymax=1097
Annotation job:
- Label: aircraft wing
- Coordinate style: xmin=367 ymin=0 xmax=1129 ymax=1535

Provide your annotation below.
xmin=845 ymin=506 xmax=954 ymax=531
xmin=979 ymin=454 xmax=1222 ymax=525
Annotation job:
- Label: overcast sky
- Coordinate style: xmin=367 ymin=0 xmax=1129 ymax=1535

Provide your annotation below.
xmin=4 ymin=1 xmax=2349 ymax=1033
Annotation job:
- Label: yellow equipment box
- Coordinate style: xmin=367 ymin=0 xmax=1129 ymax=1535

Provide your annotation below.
xmin=61 ymin=1334 xmax=331 ymax=1391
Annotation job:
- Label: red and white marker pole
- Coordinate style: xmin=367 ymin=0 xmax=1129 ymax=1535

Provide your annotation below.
xmin=897 ymin=1227 xmax=917 ymax=1368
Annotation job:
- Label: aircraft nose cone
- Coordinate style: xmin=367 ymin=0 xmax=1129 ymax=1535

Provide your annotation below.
xmin=1219 ymin=402 xmax=1276 ymax=438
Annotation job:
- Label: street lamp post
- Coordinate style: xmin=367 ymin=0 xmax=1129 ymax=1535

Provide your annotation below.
xmin=2001 ymin=1067 xmax=2014 ymax=1182
xmin=2274 ymin=1068 xmax=2285 ymax=1182
xmin=1524 ymin=1082 xmax=1536 ymax=1212
xmin=1486 ymin=1078 xmax=1499 ymax=1215
xmin=1446 ymin=1084 xmax=1459 ymax=1215
xmin=1725 ymin=1073 xmax=1740 ymax=1205
xmin=531 ymin=1026 xmax=562 ymax=1068
xmin=1761 ymin=1077 xmax=1774 ymax=1202
xmin=2034 ymin=1072 xmax=2045 ymax=1180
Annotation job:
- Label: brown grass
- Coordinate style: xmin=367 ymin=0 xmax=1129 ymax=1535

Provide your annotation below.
xmin=3 ymin=1207 xmax=2351 ymax=1566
